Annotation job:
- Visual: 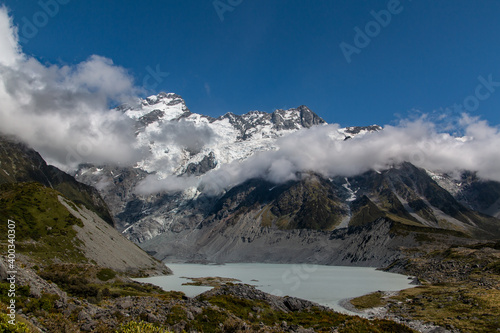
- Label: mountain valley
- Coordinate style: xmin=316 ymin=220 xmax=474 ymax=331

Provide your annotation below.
xmin=1 ymin=93 xmax=500 ymax=332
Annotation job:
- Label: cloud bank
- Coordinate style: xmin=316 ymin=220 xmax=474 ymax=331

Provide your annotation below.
xmin=149 ymin=121 xmax=215 ymax=155
xmin=1 ymin=7 xmax=499 ymax=196
xmin=137 ymin=116 xmax=500 ymax=195
xmin=0 ymin=7 xmax=143 ymax=170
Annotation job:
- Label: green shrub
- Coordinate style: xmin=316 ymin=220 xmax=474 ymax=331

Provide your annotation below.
xmin=0 ymin=312 xmax=31 ymax=332
xmin=24 ymin=294 xmax=59 ymax=313
xmin=115 ymin=320 xmax=171 ymax=332
xmin=96 ymin=268 xmax=116 ymax=281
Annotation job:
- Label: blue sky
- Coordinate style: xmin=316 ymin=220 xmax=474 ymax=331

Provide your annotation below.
xmin=2 ymin=0 xmax=500 ymax=127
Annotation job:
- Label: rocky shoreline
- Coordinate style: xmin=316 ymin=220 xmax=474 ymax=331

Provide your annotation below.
xmin=345 ymin=242 xmax=500 ymax=333
xmin=1 ymin=254 xmax=419 ymax=332
xmin=3 ymin=238 xmax=498 ymax=332
xmin=339 ymin=293 xmax=454 ymax=333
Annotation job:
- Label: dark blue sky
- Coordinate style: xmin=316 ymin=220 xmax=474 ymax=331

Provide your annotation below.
xmin=3 ymin=0 xmax=500 ymax=127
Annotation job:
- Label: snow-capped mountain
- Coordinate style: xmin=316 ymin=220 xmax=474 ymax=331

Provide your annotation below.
xmin=119 ymin=92 xmax=329 ymax=177
xmin=75 ymin=93 xmax=380 ymax=238
xmin=74 ymin=93 xmax=500 ymax=265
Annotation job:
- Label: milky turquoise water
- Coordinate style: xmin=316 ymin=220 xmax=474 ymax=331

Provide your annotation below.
xmin=135 ymin=263 xmax=413 ymax=314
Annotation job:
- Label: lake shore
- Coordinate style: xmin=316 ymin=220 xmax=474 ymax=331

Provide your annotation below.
xmin=135 ymin=262 xmax=413 ymax=314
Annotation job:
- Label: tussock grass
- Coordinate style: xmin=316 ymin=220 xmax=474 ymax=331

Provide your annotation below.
xmin=350 ymin=291 xmax=387 ymax=310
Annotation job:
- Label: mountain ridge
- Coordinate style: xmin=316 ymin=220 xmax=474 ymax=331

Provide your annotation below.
xmin=76 ymin=93 xmax=384 ymax=237
xmin=71 ymin=92 xmax=500 ymax=266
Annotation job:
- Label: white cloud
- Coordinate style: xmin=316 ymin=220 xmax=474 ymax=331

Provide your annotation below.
xmin=0 ymin=7 xmax=143 ymax=170
xmin=204 ymin=82 xmax=211 ymax=97
xmin=0 ymin=6 xmax=22 ymax=66
xmin=137 ymin=115 xmax=500 ymax=195
xmin=2 ymin=7 xmax=499 ymax=195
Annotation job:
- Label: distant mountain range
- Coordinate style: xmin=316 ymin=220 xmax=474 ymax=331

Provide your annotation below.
xmin=67 ymin=93 xmax=500 ymax=265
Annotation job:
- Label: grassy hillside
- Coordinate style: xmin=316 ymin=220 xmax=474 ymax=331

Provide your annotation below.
xmin=0 ymin=182 xmax=87 ymax=263
xmin=0 ymin=135 xmax=113 ymax=225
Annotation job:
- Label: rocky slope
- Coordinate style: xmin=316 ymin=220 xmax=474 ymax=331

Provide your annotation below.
xmin=59 ymin=196 xmax=170 ymax=275
xmin=136 ymin=166 xmax=500 ymax=265
xmin=0 ymin=135 xmax=169 ymax=275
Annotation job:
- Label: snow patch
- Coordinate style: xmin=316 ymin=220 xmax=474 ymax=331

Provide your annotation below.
xmin=342 ymin=178 xmax=357 ymax=202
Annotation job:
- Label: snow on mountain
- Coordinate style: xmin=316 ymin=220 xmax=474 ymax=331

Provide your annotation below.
xmin=73 ymin=92 xmax=500 ymax=251
xmin=75 ymin=93 xmax=383 ymax=239
xmin=116 ymin=93 xmax=342 ymax=181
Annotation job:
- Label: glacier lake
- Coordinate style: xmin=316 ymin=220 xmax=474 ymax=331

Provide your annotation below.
xmin=135 ymin=263 xmax=413 ymax=314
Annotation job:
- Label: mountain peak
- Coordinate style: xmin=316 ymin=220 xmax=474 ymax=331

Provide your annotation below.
xmin=144 ymin=92 xmax=184 ymax=106
xmin=271 ymin=105 xmax=326 ymax=131
xmin=340 ymin=125 xmax=382 ymax=139
xmin=120 ymin=92 xmax=190 ymax=122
